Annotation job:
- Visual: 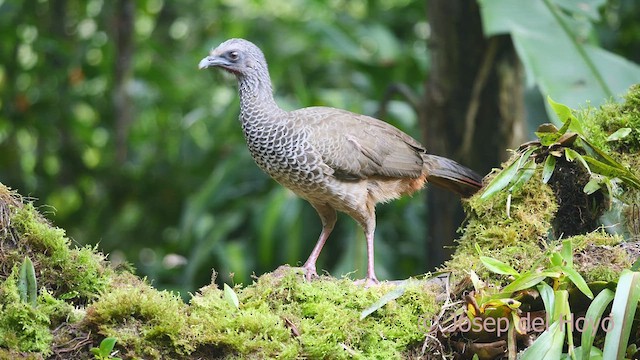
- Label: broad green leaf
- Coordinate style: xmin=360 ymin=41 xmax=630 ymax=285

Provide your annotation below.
xmin=100 ymin=337 xmax=117 ymax=353
xmin=224 ymin=283 xmax=240 ymax=309
xmin=573 ymin=346 xmax=604 ymax=360
xmin=542 ymin=155 xmax=556 ymax=184
xmin=581 ymin=137 xmax=627 ymax=167
xmin=580 ymin=289 xmax=614 ymax=360
xmin=502 ymin=273 xmax=547 ymax=294
xmin=537 ymin=282 xmax=555 ymax=313
xmin=520 ymin=320 xmax=565 ymax=360
xmin=480 ymin=256 xmax=520 ymax=277
xmin=606 ymin=127 xmax=632 ymax=141
xmin=561 ymin=265 xmax=593 ymax=299
xmin=536 ymin=131 xmax=561 ymax=147
xmin=360 ymin=283 xmax=407 ymax=320
xmin=478 ymin=0 xmax=640 ymax=123
xmin=560 ymin=239 xmax=573 ymax=267
xmin=548 ymin=97 xmax=582 ymax=134
xmin=555 ymin=0 xmax=605 ymax=21
xmin=602 ymin=270 xmax=640 ymax=360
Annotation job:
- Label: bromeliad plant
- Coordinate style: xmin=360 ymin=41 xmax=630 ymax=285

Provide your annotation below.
xmin=431 ymin=241 xmax=595 ymax=360
xmin=478 ymin=240 xmax=640 ymax=360
xmin=480 ymin=97 xmax=640 ymax=208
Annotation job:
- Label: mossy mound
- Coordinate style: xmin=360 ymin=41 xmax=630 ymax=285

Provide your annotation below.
xmin=445 ymin=84 xmax=640 ymax=301
xmin=0 ymin=183 xmax=439 ymax=359
xmin=185 ymin=268 xmax=438 ymax=359
xmin=0 ymin=185 xmax=113 ymax=356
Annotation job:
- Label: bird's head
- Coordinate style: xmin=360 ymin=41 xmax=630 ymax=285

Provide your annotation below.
xmin=198 ymin=38 xmax=268 ymax=78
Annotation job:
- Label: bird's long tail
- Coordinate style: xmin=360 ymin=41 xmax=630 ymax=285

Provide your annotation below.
xmin=423 ymin=154 xmax=483 ymax=198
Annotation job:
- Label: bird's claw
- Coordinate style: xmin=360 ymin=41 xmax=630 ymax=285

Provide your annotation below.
xmin=302 ymin=264 xmax=319 ymax=281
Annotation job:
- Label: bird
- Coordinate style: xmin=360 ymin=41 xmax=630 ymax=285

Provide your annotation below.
xmin=199 ymin=38 xmax=482 ymax=286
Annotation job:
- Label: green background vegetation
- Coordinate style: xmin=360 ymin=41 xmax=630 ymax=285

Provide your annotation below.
xmin=1 ymin=0 xmax=639 ymax=296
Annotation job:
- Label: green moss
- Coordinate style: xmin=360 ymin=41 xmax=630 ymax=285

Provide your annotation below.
xmin=85 ymin=274 xmax=193 ymax=359
xmin=0 ymin=184 xmax=111 ymax=357
xmin=581 ymin=84 xmax=640 ymax=155
xmin=10 ymin=202 xmax=111 ymax=304
xmin=188 ymin=267 xmax=438 ymax=359
xmin=569 ymin=232 xmax=624 ymax=250
xmin=0 ymin=270 xmax=51 ymax=355
xmin=444 ymin=163 xmax=558 ymax=284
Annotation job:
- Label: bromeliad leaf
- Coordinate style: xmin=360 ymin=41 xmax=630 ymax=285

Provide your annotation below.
xmin=542 ymin=155 xmax=556 ymax=184
xmin=520 ymin=320 xmax=565 ymax=360
xmin=602 ymin=270 xmax=640 ymax=360
xmin=581 ymin=136 xmax=640 ymax=189
xmin=565 ymin=148 xmax=591 ymax=174
xmin=580 ymin=289 xmax=614 ymax=360
xmin=537 ymin=282 xmax=555 ymax=314
xmin=561 ymin=265 xmax=594 ymax=299
xmin=480 ymin=158 xmax=521 ymax=200
xmin=480 ymin=256 xmax=520 ymax=277
xmin=501 ymin=272 xmax=548 ymax=294
xmin=480 ymin=147 xmax=537 ymax=201
xmin=509 ymin=159 xmax=537 ymax=193
xmin=583 ymin=156 xmax=640 ymax=189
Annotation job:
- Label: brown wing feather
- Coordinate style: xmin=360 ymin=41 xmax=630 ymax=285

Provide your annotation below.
xmin=293 ymin=107 xmax=425 ymax=180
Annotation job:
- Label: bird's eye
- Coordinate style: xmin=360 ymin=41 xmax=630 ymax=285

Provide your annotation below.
xmin=228 ymin=51 xmax=240 ymax=61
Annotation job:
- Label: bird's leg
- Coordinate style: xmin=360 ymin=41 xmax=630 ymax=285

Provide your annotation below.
xmin=354 ymin=203 xmax=379 ymax=287
xmin=363 ymin=226 xmax=379 ymax=285
xmin=302 ymin=203 xmax=336 ymax=281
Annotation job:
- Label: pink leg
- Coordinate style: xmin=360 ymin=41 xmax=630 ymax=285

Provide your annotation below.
xmin=354 ymin=204 xmax=379 ymax=287
xmin=364 ymin=227 xmax=379 ymax=284
xmin=302 ymin=203 xmax=336 ymax=281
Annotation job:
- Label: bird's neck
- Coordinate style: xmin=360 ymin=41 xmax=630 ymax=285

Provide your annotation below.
xmin=237 ymin=73 xmax=284 ymax=123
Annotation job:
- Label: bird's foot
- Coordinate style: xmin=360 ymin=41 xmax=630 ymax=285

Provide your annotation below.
xmin=354 ymin=276 xmax=379 ymax=288
xmin=302 ymin=264 xmax=319 ymax=281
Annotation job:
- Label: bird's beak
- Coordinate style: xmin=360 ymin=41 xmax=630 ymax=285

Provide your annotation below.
xmin=198 ymin=55 xmax=228 ymax=70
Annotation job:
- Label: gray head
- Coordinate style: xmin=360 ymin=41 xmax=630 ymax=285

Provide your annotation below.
xmin=198 ymin=38 xmax=269 ymax=79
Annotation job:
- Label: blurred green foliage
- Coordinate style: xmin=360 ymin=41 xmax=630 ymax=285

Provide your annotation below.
xmin=0 ymin=0 xmax=430 ymax=294
xmin=1 ymin=0 xmax=639 ymax=295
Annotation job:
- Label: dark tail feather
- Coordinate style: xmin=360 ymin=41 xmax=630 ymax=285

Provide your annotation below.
xmin=423 ymin=154 xmax=483 ymax=198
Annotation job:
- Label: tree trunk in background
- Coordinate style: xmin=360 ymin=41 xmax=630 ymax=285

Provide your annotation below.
xmin=422 ymin=0 xmax=525 ymax=269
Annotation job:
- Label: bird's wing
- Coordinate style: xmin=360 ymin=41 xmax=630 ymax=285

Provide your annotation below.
xmin=293 ymin=107 xmax=425 ymax=180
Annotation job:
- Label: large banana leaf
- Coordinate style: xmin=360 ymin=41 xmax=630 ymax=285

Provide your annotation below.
xmin=478 ymin=0 xmax=640 ymax=121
